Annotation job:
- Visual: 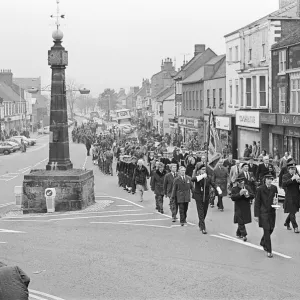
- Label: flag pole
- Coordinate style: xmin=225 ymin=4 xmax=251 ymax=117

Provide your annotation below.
xmin=203 ymin=110 xmax=212 ymax=203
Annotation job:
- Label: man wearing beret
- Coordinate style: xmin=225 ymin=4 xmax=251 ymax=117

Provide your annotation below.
xmin=254 ymin=174 xmax=278 ymax=258
xmin=282 ymin=160 xmax=300 ymax=233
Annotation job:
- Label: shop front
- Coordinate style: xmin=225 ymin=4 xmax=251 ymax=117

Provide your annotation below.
xmin=236 ymin=110 xmax=261 ymax=159
xmin=260 ymin=112 xmax=277 ymax=155
xmin=215 ymin=115 xmax=237 ymax=158
xmin=178 ymin=117 xmax=204 ymax=144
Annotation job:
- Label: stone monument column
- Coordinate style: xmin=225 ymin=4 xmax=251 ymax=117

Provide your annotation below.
xmin=46 ymin=30 xmax=73 ymax=170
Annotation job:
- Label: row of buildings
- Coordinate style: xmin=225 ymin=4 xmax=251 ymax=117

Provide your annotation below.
xmin=0 ymin=70 xmax=48 ymax=134
xmin=123 ymin=0 xmax=300 ymax=163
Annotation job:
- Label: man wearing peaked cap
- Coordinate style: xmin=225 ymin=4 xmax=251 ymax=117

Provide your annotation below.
xmin=254 ymin=172 xmax=278 ymax=258
xmin=282 ymin=160 xmax=300 ymax=233
xmin=279 ymin=157 xmax=295 ymax=189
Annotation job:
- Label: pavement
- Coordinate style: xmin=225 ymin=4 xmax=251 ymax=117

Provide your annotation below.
xmin=0 ymin=123 xmax=300 ymax=299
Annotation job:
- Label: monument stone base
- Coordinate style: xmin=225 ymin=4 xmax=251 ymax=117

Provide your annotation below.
xmin=22 ymin=169 xmax=95 ymax=214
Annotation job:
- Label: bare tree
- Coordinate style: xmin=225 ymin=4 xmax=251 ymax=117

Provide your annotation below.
xmin=66 ymin=78 xmax=82 ymax=119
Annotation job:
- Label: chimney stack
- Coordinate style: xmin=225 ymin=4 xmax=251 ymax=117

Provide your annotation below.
xmin=0 ymin=69 xmax=13 ymax=86
xmin=194 ymin=44 xmax=206 ymax=57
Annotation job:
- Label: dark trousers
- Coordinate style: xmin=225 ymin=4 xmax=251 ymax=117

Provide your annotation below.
xmin=157 ymin=195 xmax=164 ymax=212
xmin=155 ymin=195 xmax=158 ymax=209
xmin=260 ymin=228 xmax=274 ymax=253
xmin=236 ymin=224 xmax=247 ymax=237
xmin=217 ymin=196 xmax=224 ymax=209
xmin=285 ymin=213 xmax=298 ymax=229
xmin=195 ymin=198 xmax=209 ymax=230
xmin=169 ymin=197 xmax=178 ymax=218
xmin=178 ymin=202 xmax=189 ymax=224
xmin=86 ymin=148 xmax=91 ymax=156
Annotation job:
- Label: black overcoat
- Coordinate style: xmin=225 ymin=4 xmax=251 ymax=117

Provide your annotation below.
xmin=231 ymin=185 xmax=253 ymax=224
xmin=171 ymin=176 xmax=193 ymax=203
xmin=282 ymin=173 xmax=300 ymax=214
xmin=254 ymin=184 xmax=277 ymax=230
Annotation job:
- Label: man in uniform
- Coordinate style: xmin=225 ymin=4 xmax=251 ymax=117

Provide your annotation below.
xmin=164 ymin=164 xmax=178 ymax=221
xmin=128 ymin=156 xmax=137 ymax=194
xmin=254 ymin=174 xmax=278 ymax=258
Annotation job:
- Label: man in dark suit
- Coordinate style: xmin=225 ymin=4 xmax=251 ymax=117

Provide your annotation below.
xmin=241 ymin=162 xmax=256 ymax=203
xmin=282 ymin=161 xmax=300 ymax=233
xmin=278 ymin=157 xmax=294 ymax=189
xmin=171 ymin=166 xmax=194 ymax=226
xmin=248 ymin=158 xmax=258 ymax=179
xmin=256 ymin=156 xmax=276 ymax=186
xmin=223 ymin=153 xmax=235 ymax=175
xmin=163 ymin=164 xmax=178 ymax=222
xmin=254 ymin=174 xmax=278 ymax=258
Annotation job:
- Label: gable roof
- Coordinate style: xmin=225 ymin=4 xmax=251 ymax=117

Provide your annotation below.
xmin=0 ymin=82 xmax=25 ymax=103
xmin=224 ymin=1 xmax=299 ymax=37
xmin=156 ymin=85 xmax=174 ymax=102
xmin=207 ymin=55 xmax=226 ymax=80
xmin=272 ymin=25 xmax=300 ymax=49
xmin=182 ymin=67 xmax=205 ymax=84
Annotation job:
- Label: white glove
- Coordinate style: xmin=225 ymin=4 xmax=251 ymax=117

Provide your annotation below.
xmin=203 ymin=173 xmax=207 ymax=179
xmin=217 ymin=187 xmax=222 ymax=195
xmin=196 ymin=175 xmax=204 ymax=182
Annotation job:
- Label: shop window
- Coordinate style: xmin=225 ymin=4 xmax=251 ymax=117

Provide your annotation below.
xmin=213 ymin=89 xmax=216 ymax=108
xmin=279 ymin=50 xmax=286 ymax=73
xmin=246 ymin=78 xmax=251 ymax=107
xmin=259 ymin=76 xmax=266 ymax=107
xmin=207 ymin=90 xmax=210 ymax=108
xmin=279 ymin=87 xmax=286 ymax=113
xmin=240 ymin=78 xmax=244 ymax=107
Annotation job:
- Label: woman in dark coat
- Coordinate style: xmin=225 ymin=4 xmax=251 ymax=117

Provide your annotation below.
xmin=282 ymin=161 xmax=300 ymax=233
xmin=185 ymin=156 xmax=195 ymax=177
xmin=151 ymin=162 xmax=167 ymax=214
xmin=231 ymin=173 xmax=254 ymax=242
xmin=191 ymin=164 xmax=219 ymax=234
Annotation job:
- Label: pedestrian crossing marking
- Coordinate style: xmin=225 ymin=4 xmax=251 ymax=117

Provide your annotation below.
xmin=211 ymin=233 xmax=292 ymax=259
xmin=29 ymin=288 xmax=66 ymax=300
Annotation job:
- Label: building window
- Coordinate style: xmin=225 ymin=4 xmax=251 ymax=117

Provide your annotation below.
xmin=279 ymin=50 xmax=287 ymax=73
xmin=253 ymin=76 xmax=257 ymax=108
xmin=183 ymin=92 xmax=186 ymax=110
xmin=248 ymin=35 xmax=252 ymax=62
xmin=207 ymin=90 xmax=210 ymax=108
xmin=229 ymin=80 xmax=232 ymax=105
xmin=246 ymin=78 xmax=251 ymax=107
xmin=196 ymin=91 xmax=199 ymax=110
xmin=240 ymin=78 xmax=244 ymax=107
xmin=235 ymin=79 xmax=239 ymax=106
xmin=261 ymin=29 xmax=267 ymax=59
xmin=200 ymin=90 xmax=203 ymax=110
xmin=259 ymin=76 xmax=266 ymax=107
xmin=213 ymin=89 xmax=216 ymax=108
xmin=219 ymin=88 xmax=223 ymax=108
xmin=189 ymin=91 xmax=192 ymax=110
xmin=279 ymin=86 xmax=286 ymax=113
xmin=235 ymin=46 xmax=239 ymax=61
xmin=290 ymin=78 xmax=300 ymax=113
xmin=229 ymin=48 xmax=232 ymax=62
xmin=192 ymin=91 xmax=195 ymax=110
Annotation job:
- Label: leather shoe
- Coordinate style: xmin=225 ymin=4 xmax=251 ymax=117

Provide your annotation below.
xmin=243 ymin=236 xmax=247 ymax=242
xmin=284 ymin=222 xmax=292 ymax=230
xmin=202 ymin=229 xmax=207 ymax=234
xmin=181 ymin=223 xmax=184 ymax=226
xmin=172 ymin=218 xmax=176 ymax=222
xmin=267 ymin=253 xmax=273 ymax=258
xmin=294 ymin=228 xmax=299 ymax=233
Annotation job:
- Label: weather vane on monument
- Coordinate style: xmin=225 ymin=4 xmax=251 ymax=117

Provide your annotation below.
xmin=50 ymin=0 xmax=65 ymax=32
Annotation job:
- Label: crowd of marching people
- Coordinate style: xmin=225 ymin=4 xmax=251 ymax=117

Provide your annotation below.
xmin=73 ymin=120 xmax=300 ymax=259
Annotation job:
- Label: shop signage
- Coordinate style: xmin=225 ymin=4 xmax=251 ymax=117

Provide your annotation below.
xmin=285 ymin=127 xmax=300 ymax=137
xmin=178 ymin=117 xmax=186 ymax=125
xmin=186 ymin=119 xmax=194 ymax=127
xmin=236 ymin=111 xmax=260 ymax=128
xmin=215 ymin=116 xmax=231 ymax=131
xmin=260 ymin=113 xmax=276 ymax=125
xmin=277 ymin=114 xmax=300 ymax=127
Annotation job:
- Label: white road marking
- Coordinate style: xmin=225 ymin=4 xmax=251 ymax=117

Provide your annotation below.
xmin=3 ymin=209 xmax=142 ymax=219
xmin=117 ymin=205 xmax=133 ymax=207
xmin=211 ymin=233 xmax=292 ymax=259
xmin=0 ymin=229 xmax=25 ymax=233
xmin=33 ymin=158 xmax=48 ymax=167
xmin=47 ymin=213 xmax=154 ymax=222
xmin=0 ymin=242 xmax=7 ymax=244
xmin=119 ymin=218 xmax=169 ymax=223
xmin=96 ymin=195 xmax=144 ymax=208
xmin=2 ymin=173 xmax=19 ymax=177
xmin=0 ymin=202 xmax=14 ymax=208
xmin=22 ymin=168 xmax=31 ymax=173
xmin=18 ymin=167 xmax=32 ymax=172
xmin=91 ymin=221 xmax=171 ymax=229
xmin=156 ymin=212 xmax=196 ymax=226
xmin=30 ymin=288 xmax=66 ymax=300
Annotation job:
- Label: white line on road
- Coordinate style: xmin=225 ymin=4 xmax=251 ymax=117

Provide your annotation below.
xmin=22 ymin=168 xmax=31 ymax=174
xmin=33 ymin=158 xmax=48 ymax=167
xmin=18 ymin=166 xmax=32 ymax=172
xmin=1 ymin=173 xmax=20 ymax=177
xmin=48 ymin=213 xmax=154 ymax=222
xmin=0 ymin=229 xmax=25 ymax=233
xmin=2 ymin=209 xmax=142 ymax=219
xmin=96 ymin=195 xmax=144 ymax=208
xmin=29 ymin=288 xmax=66 ymax=300
xmin=0 ymin=242 xmax=7 ymax=244
xmin=156 ymin=212 xmax=196 ymax=226
xmin=119 ymin=218 xmax=169 ymax=223
xmin=0 ymin=202 xmax=14 ymax=208
xmin=116 ymin=205 xmax=133 ymax=207
xmin=91 ymin=221 xmax=171 ymax=229
xmin=212 ymin=233 xmax=292 ymax=259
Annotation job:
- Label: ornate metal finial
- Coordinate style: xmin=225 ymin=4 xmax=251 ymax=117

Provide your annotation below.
xmin=50 ymin=0 xmax=65 ymax=31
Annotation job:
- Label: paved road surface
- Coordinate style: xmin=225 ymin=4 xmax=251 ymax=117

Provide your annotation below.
xmin=0 ymin=124 xmax=300 ymax=299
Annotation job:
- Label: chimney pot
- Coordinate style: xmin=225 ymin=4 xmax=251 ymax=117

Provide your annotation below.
xmin=194 ymin=44 xmax=206 ymax=56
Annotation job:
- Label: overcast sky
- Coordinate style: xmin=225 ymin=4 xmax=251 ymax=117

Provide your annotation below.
xmin=0 ymin=0 xmax=279 ymax=96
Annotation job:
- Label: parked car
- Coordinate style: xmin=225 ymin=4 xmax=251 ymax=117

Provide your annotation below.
xmin=7 ymin=137 xmax=29 ymax=147
xmin=13 ymin=136 xmax=36 ymax=146
xmin=1 ymin=141 xmax=20 ymax=152
xmin=0 ymin=143 xmax=13 ymax=155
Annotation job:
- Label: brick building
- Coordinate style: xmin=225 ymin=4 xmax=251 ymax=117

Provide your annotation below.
xmin=261 ymin=26 xmax=300 ymax=163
